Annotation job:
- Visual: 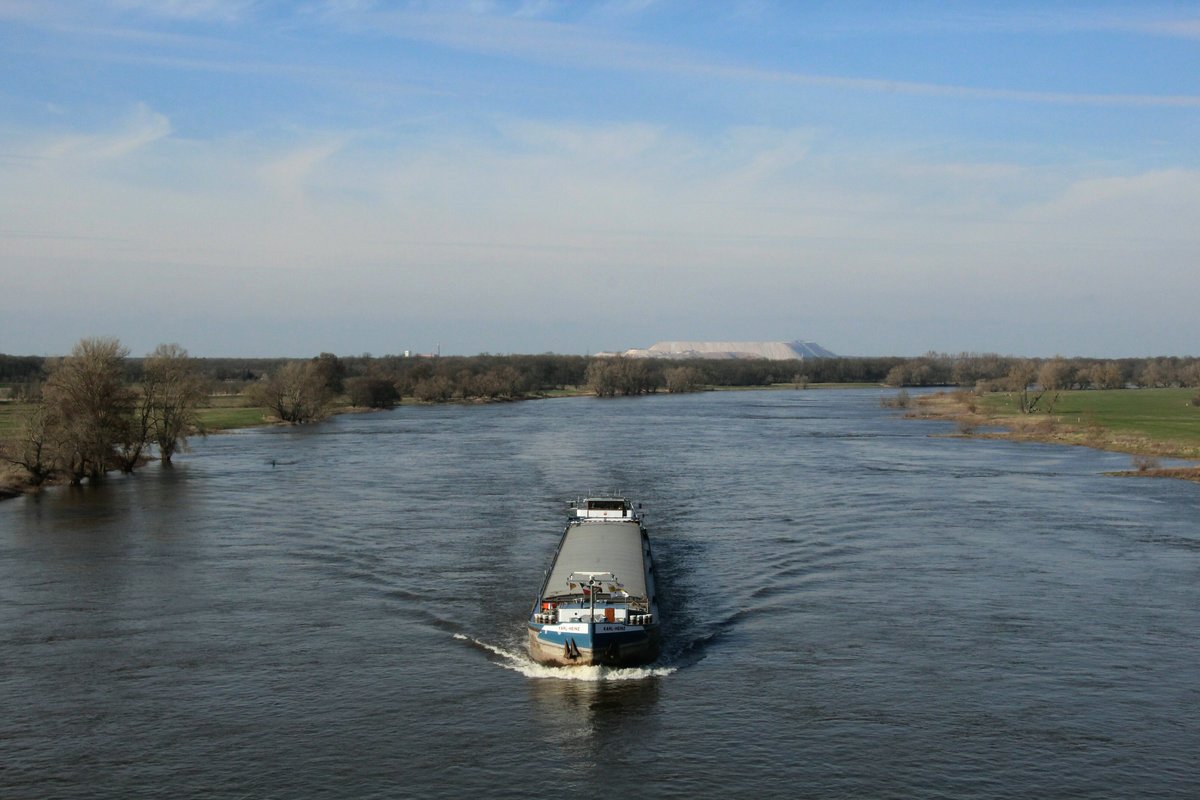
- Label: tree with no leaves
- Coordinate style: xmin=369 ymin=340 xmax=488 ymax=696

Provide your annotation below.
xmin=3 ymin=337 xmax=209 ymax=485
xmin=2 ymin=403 xmax=62 ymax=486
xmin=1086 ymin=361 xmax=1125 ymax=390
xmin=41 ymin=336 xmax=134 ymax=483
xmin=1037 ymin=357 xmax=1074 ymax=392
xmin=585 ymin=357 xmax=661 ymax=397
xmin=250 ymin=361 xmax=334 ymax=423
xmin=143 ymin=343 xmax=209 ymax=464
xmin=665 ymin=366 xmax=704 ymax=393
xmin=346 ymin=375 xmax=401 ymax=408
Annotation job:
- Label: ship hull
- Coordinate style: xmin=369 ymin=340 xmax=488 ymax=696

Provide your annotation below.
xmin=527 ymin=624 xmax=660 ymax=667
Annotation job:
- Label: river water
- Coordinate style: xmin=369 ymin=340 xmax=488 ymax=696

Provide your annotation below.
xmin=2 ymin=389 xmax=1199 ymax=798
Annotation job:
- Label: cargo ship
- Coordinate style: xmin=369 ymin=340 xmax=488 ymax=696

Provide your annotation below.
xmin=527 ymin=496 xmax=660 ymax=667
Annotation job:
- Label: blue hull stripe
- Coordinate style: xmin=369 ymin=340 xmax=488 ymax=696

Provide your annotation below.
xmin=531 ymin=625 xmax=649 ymax=650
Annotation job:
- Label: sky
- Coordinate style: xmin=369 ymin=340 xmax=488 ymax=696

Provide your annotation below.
xmin=1 ymin=1 xmax=1198 ymax=358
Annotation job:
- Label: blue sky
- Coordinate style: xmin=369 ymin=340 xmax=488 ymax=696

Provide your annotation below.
xmin=2 ymin=1 xmax=1198 ymax=357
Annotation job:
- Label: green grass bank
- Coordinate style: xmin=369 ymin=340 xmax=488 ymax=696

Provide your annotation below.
xmin=913 ymin=387 xmax=1200 ymax=481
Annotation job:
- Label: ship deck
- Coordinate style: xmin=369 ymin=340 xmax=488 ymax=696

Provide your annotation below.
xmin=543 ymin=520 xmax=650 ymax=601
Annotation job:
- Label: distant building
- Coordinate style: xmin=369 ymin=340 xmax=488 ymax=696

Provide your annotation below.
xmin=602 ymin=340 xmax=836 ymax=360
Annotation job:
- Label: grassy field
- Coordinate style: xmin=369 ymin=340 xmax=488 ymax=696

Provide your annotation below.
xmin=0 ymin=402 xmax=22 ymax=441
xmin=196 ymin=395 xmax=272 ymax=432
xmin=0 ymin=395 xmax=274 ymax=445
xmin=909 ymin=387 xmax=1200 ymax=482
xmin=979 ymin=388 xmax=1200 ymax=451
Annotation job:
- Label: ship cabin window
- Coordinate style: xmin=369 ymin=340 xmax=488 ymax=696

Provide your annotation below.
xmin=586 ymin=500 xmax=627 ymax=512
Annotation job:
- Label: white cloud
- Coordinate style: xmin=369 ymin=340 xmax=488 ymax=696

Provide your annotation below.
xmin=513 ymin=0 xmax=559 ymax=19
xmin=257 ymin=138 xmax=348 ymax=201
xmin=0 ymin=0 xmax=56 ymax=22
xmin=1015 ymin=169 xmax=1200 ymax=251
xmin=40 ymin=103 xmax=171 ymax=161
xmin=1094 ymin=15 xmax=1200 ymax=40
xmin=301 ymin=5 xmax=1200 ymax=109
xmin=498 ymin=119 xmax=665 ymax=162
xmin=10 ymin=3 xmax=1199 ymax=112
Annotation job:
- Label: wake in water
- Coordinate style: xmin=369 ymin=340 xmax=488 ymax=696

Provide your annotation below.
xmin=453 ymin=633 xmax=677 ymax=681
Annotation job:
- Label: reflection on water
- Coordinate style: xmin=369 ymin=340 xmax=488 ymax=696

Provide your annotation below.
xmin=527 ymin=672 xmax=664 ymax=744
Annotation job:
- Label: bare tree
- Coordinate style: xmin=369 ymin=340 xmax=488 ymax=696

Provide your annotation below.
xmin=1031 ymin=357 xmax=1071 ymax=413
xmin=1086 ymin=361 xmax=1125 ymax=390
xmin=586 ymin=357 xmax=661 ymax=397
xmin=1004 ymin=360 xmax=1040 ymax=413
xmin=665 ymin=366 xmax=704 ymax=393
xmin=346 ymin=375 xmax=401 ymax=408
xmin=310 ymin=352 xmax=347 ymax=394
xmin=115 ymin=382 xmax=155 ymax=473
xmin=41 ymin=337 xmax=134 ymax=483
xmin=411 ymin=374 xmax=453 ymax=402
xmin=1137 ymin=359 xmax=1174 ymax=388
xmin=1 ymin=403 xmax=61 ymax=486
xmin=143 ymin=343 xmax=209 ymax=464
xmin=250 ymin=361 xmax=334 ymax=423
xmin=1037 ymin=357 xmax=1073 ymax=392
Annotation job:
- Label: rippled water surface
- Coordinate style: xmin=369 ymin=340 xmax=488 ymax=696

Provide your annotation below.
xmin=3 ymin=389 xmax=1199 ymax=798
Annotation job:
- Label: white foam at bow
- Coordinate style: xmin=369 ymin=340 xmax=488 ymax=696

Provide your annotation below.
xmin=453 ymin=633 xmax=676 ymax=681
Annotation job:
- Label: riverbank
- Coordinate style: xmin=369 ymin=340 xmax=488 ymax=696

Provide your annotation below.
xmin=0 ymin=389 xmax=593 ymax=500
xmin=0 ymin=395 xmax=275 ymax=500
xmin=11 ymin=384 xmax=1194 ymax=498
xmin=907 ymin=388 xmax=1200 ymax=483
xmin=0 ymin=383 xmax=838 ymax=500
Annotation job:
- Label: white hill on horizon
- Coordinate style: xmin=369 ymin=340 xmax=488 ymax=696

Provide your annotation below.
xmin=604 ymin=340 xmax=837 ymax=360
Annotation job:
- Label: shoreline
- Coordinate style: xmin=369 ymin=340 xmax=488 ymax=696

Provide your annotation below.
xmin=0 ymin=392 xmax=572 ymax=501
xmin=906 ymin=390 xmax=1200 ymax=484
xmin=0 ymin=384 xmax=842 ymax=501
xmin=9 ymin=385 xmax=1196 ymax=499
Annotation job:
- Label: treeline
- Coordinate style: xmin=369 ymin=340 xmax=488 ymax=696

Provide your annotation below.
xmin=243 ymin=352 xmax=593 ymax=407
xmin=8 ymin=351 xmax=1200 ymax=402
xmin=880 ymin=353 xmax=1200 ymax=390
xmin=327 ymin=353 xmax=912 ymax=398
xmin=211 ymin=352 xmax=1200 ymax=394
xmin=0 ymin=355 xmax=43 ymax=383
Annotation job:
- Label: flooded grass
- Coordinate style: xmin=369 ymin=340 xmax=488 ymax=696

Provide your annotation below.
xmin=916 ymin=388 xmax=1200 ymax=482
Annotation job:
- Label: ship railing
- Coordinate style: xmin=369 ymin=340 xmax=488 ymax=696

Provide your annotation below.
xmin=541 ymin=593 xmax=647 ymax=606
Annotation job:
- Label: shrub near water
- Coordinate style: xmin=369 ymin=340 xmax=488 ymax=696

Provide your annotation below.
xmin=1132 ymin=454 xmax=1163 ymax=472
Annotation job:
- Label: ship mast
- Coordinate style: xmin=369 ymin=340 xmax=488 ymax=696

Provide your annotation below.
xmin=588 ymin=575 xmax=599 ymax=638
